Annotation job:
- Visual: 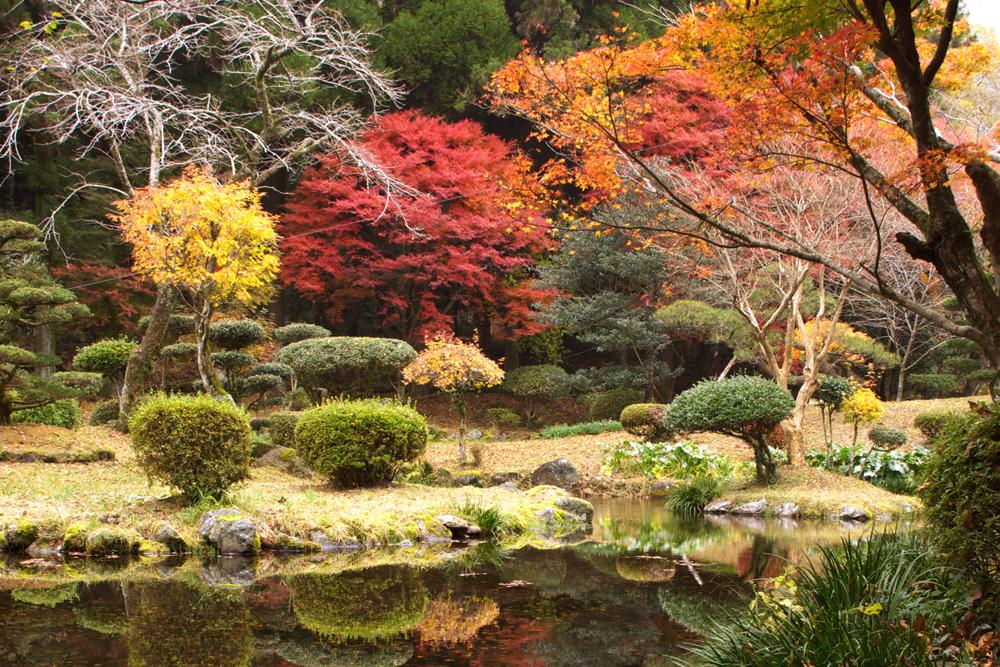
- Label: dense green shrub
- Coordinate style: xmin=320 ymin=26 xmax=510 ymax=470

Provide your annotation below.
xmin=806 ymin=445 xmax=929 ymax=494
xmin=208 ymin=319 xmax=266 ymax=350
xmin=50 ymin=371 xmax=103 ymax=393
xmin=619 ymin=403 xmax=669 ymax=441
xmin=128 ymin=394 xmax=252 ymax=499
xmin=210 ymin=351 xmax=255 ymax=373
xmin=238 ymin=373 xmax=283 ymax=399
xmin=919 ymin=404 xmax=1000 ymax=613
xmin=289 ymin=567 xmax=428 ymax=641
xmin=294 ymin=399 xmax=427 ymax=487
xmin=585 ymin=388 xmax=644 ymax=421
xmin=12 ymin=398 xmax=82 ymax=429
xmin=908 ymin=373 xmax=960 ymax=397
xmin=276 ymin=336 xmax=417 ymax=399
xmin=666 ymin=477 xmax=727 ymax=515
xmin=159 ymin=342 xmax=197 ymax=360
xmin=285 ymin=387 xmax=312 ymax=410
xmin=249 ymin=417 xmax=270 ymax=432
xmin=247 ymin=362 xmax=293 ymax=382
xmin=868 ymin=426 xmax=907 ymax=451
xmin=913 ymin=409 xmax=955 ymax=440
xmin=267 ymin=411 xmax=301 ymax=448
xmin=538 ymin=420 xmax=621 ymax=438
xmin=72 ymin=338 xmax=137 ymax=379
xmin=486 ymin=407 xmax=522 ymax=428
xmin=691 ymin=534 xmax=967 ymax=666
xmin=138 ymin=314 xmax=195 ymax=337
xmin=89 ymin=400 xmax=120 ymax=426
xmin=502 ymin=364 xmax=569 ymax=420
xmin=814 ymin=375 xmax=853 ymax=409
xmin=664 ymin=376 xmax=794 ymax=483
xmin=274 ymin=322 xmax=331 ymax=345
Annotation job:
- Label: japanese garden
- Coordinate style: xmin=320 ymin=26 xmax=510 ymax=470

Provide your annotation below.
xmin=0 ymin=0 xmax=998 ymax=664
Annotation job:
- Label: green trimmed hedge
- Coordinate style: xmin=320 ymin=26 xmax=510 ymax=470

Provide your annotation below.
xmin=274 ymin=322 xmax=330 ymax=345
xmin=268 ymin=411 xmax=301 ymax=448
xmin=208 ymin=319 xmax=266 ymax=350
xmin=129 ymin=394 xmax=252 ymax=499
xmin=619 ymin=403 xmax=669 ymax=441
xmin=585 ymin=389 xmax=644 ymax=421
xmin=12 ymin=399 xmax=82 ymax=429
xmin=276 ymin=336 xmax=416 ymax=399
xmin=294 ymin=399 xmax=427 ymax=487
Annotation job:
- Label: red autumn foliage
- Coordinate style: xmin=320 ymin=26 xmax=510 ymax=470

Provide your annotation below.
xmin=280 ymin=111 xmax=553 ymax=343
xmin=51 ymin=261 xmax=155 ymax=340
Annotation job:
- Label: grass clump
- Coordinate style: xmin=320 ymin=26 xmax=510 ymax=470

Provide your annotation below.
xmin=539 ymin=420 xmax=621 ymax=439
xmin=666 ymin=476 xmax=727 ymax=515
xmin=456 ymin=500 xmax=525 ymax=538
xmin=691 ymin=533 xmax=968 ymax=666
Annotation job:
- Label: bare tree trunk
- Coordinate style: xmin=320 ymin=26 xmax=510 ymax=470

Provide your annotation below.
xmin=194 ymin=296 xmax=228 ymax=401
xmin=34 ymin=324 xmax=54 ymax=379
xmin=119 ymin=284 xmax=176 ymax=427
xmin=896 ymin=332 xmax=916 ymax=401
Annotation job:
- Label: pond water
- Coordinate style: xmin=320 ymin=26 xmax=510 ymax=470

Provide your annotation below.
xmin=0 ymin=500 xmax=888 ymax=666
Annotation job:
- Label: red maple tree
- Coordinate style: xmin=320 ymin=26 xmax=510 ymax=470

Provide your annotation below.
xmin=280 ymin=111 xmax=552 ymax=342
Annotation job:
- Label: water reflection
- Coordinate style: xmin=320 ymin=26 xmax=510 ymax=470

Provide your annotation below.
xmin=0 ymin=500 xmax=884 ymax=666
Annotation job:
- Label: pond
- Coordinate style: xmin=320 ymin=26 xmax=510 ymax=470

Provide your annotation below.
xmin=0 ymin=500 xmax=892 ymax=666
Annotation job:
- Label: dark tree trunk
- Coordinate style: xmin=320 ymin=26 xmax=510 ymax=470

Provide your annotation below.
xmin=118 ymin=283 xmax=176 ymax=427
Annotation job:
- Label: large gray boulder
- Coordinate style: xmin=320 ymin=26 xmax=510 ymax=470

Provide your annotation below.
xmin=199 ymin=509 xmax=260 ymax=555
xmin=152 ymin=523 xmax=190 ymax=553
xmin=251 ymin=446 xmax=313 ymax=478
xmin=731 ymin=498 xmax=767 ymax=516
xmin=704 ymin=499 xmax=732 ymax=514
xmin=837 ymin=505 xmax=871 ymax=522
xmin=530 ymin=458 xmax=579 ymax=490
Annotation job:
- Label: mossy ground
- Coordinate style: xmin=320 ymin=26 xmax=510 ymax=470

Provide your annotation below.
xmin=0 ymin=397 xmax=966 ymax=550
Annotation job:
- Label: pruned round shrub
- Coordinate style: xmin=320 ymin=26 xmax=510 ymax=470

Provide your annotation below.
xmin=72 ymin=338 xmax=137 ymax=376
xmin=239 ymin=373 xmax=283 ymax=397
xmin=918 ymin=404 xmax=1000 ymax=614
xmin=159 ymin=342 xmax=197 ymax=360
xmin=268 ymin=411 xmax=301 ymax=448
xmin=908 ymin=373 xmax=960 ymax=398
xmin=664 ymin=376 xmax=794 ymax=483
xmin=585 ymin=388 xmax=645 ymax=421
xmin=209 ymin=319 xmax=267 ymax=350
xmin=51 ymin=371 xmax=103 ymax=392
xmin=89 ymin=400 xmax=120 ymax=426
xmin=276 ymin=336 xmax=416 ymax=398
xmin=210 ymin=350 xmax=255 ymax=373
xmin=138 ymin=314 xmax=195 ymax=337
xmin=12 ymin=398 xmax=82 ymax=429
xmin=914 ymin=409 xmax=955 ymax=440
xmin=128 ymin=394 xmax=252 ymax=499
xmin=274 ymin=322 xmax=330 ymax=345
xmin=294 ymin=399 xmax=427 ymax=487
xmin=247 ymin=362 xmax=293 ymax=382
xmin=814 ymin=375 xmax=852 ymax=410
xmin=502 ymin=364 xmax=569 ymax=398
xmin=868 ymin=426 xmax=907 ymax=451
xmin=619 ymin=403 xmax=669 ymax=441
xmin=289 ymin=567 xmax=428 ymax=641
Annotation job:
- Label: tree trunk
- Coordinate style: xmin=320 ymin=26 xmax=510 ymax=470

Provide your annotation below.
xmin=119 ymin=284 xmax=176 ymax=426
xmin=34 ymin=324 xmax=54 ymax=379
xmin=455 ymin=395 xmax=468 ymax=466
xmin=896 ymin=332 xmax=916 ymax=401
xmin=194 ymin=297 xmax=228 ymax=401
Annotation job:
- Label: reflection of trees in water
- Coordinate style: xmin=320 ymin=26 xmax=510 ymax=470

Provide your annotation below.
xmin=416 ymin=595 xmax=500 ymax=644
xmin=657 ymin=582 xmax=749 ymax=638
xmin=736 ymin=536 xmax=789 ymax=582
xmin=499 ymin=547 xmax=567 ymax=589
xmin=288 ymin=565 xmax=428 ymax=642
xmin=615 ymin=555 xmax=677 ymax=582
xmin=273 ymin=636 xmax=414 ymax=667
xmin=11 ymin=583 xmax=79 ymax=608
xmin=595 ymin=512 xmax=729 ymax=556
xmin=127 ymin=580 xmax=253 ymax=667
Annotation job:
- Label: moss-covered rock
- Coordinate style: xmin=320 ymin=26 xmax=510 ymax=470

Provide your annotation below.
xmin=265 ymin=533 xmax=323 ymax=553
xmin=289 ymin=565 xmax=429 ymax=641
xmin=151 ymin=523 xmax=190 ymax=553
xmin=62 ymin=522 xmax=90 ymax=554
xmin=1 ymin=519 xmax=38 ymax=552
xmin=85 ymin=526 xmax=141 ymax=558
xmin=199 ymin=509 xmax=260 ymax=555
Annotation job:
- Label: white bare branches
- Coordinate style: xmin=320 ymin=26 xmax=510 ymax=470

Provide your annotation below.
xmin=0 ymin=0 xmax=402 ymax=237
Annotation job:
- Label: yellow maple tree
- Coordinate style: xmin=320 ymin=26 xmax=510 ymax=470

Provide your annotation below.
xmin=112 ymin=166 xmax=280 ymax=399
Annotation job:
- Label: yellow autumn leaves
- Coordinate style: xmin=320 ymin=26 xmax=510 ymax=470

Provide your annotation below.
xmin=402 ymin=333 xmax=504 ymax=395
xmin=112 ymin=166 xmax=279 ymax=309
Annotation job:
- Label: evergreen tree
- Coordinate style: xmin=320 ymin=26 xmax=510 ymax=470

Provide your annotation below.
xmin=537 ymin=222 xmax=675 ymax=399
xmin=0 ymin=220 xmax=94 ymax=424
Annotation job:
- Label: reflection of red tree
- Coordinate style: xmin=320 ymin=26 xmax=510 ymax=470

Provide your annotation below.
xmin=736 ymin=546 xmax=786 ymax=581
xmin=413 ymin=614 xmax=551 ymax=666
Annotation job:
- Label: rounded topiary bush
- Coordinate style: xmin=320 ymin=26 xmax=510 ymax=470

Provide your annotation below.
xmin=12 ymin=398 xmax=82 ymax=429
xmin=72 ymin=338 xmax=137 ymax=377
xmin=914 ymin=409 xmax=955 ymax=440
xmin=276 ymin=336 xmax=416 ymax=398
xmin=868 ymin=426 xmax=907 ymax=451
xmin=89 ymin=400 xmax=120 ymax=426
xmin=814 ymin=375 xmax=853 ymax=410
xmin=159 ymin=342 xmax=197 ymax=361
xmin=586 ymin=388 xmax=645 ymax=421
xmin=289 ymin=566 xmax=428 ymax=641
xmin=503 ymin=364 xmax=569 ymax=398
xmin=247 ymin=362 xmax=293 ymax=382
xmin=211 ymin=350 xmax=255 ymax=373
xmin=619 ymin=403 xmax=669 ymax=441
xmin=918 ymin=404 xmax=1000 ymax=614
xmin=294 ymin=399 xmax=427 ymax=487
xmin=128 ymin=394 xmax=252 ymax=499
xmin=274 ymin=322 xmax=331 ymax=345
xmin=268 ymin=411 xmax=301 ymax=448
xmin=138 ymin=314 xmax=196 ymax=337
xmin=664 ymin=376 xmax=794 ymax=483
xmin=208 ymin=319 xmax=267 ymax=350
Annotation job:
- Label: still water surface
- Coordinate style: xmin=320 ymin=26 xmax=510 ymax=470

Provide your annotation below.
xmin=0 ymin=499 xmax=884 ymax=666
